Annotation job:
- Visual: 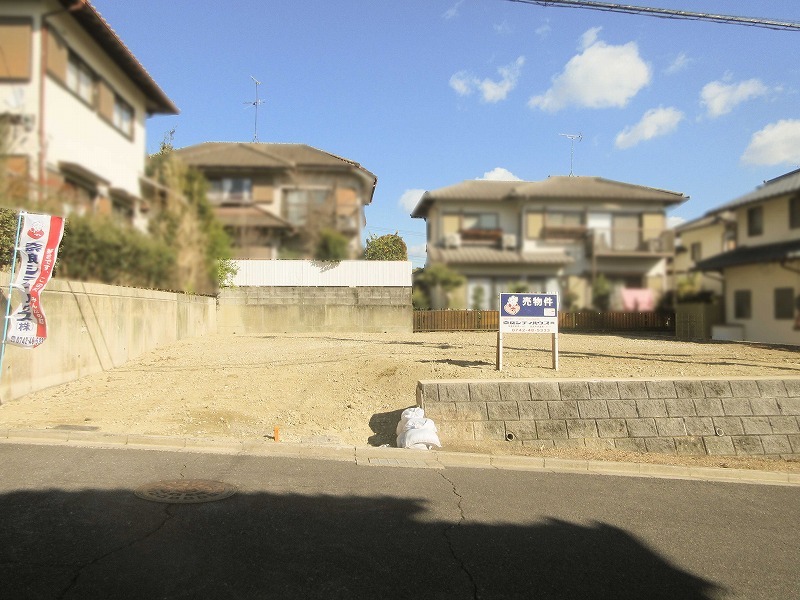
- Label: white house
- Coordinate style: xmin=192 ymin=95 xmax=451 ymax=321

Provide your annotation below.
xmin=0 ymin=0 xmax=178 ymax=229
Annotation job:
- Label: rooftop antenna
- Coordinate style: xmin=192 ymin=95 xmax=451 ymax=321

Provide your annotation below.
xmin=244 ymin=76 xmax=265 ymax=142
xmin=559 ymin=133 xmax=582 ymax=176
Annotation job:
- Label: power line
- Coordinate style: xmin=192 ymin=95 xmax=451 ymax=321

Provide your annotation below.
xmin=505 ymin=1 xmax=800 ymax=31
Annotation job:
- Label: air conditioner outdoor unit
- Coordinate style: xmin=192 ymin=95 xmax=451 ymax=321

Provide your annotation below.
xmin=445 ymin=232 xmax=461 ymax=248
xmin=502 ymin=233 xmax=517 ymax=249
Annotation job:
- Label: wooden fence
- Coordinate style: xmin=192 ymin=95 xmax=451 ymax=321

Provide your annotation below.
xmin=413 ymin=310 xmax=675 ymax=333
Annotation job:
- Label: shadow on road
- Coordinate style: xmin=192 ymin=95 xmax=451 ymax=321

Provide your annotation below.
xmin=1 ymin=487 xmax=722 ymax=599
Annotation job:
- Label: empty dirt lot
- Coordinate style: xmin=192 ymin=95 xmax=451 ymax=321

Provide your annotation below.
xmin=0 ymin=331 xmax=798 ymax=470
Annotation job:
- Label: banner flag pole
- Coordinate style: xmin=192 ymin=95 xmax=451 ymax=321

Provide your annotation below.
xmin=0 ymin=210 xmax=25 ymax=381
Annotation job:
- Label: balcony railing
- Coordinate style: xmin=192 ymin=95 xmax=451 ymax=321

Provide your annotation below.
xmin=459 ymin=228 xmax=503 ymax=242
xmin=207 ymin=191 xmax=252 ymax=205
xmin=541 ymin=225 xmax=588 ymax=240
xmin=586 ymin=228 xmax=675 ymax=256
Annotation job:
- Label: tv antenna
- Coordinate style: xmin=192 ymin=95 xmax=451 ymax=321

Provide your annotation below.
xmin=559 ymin=133 xmax=582 ymax=176
xmin=244 ymin=76 xmax=265 ymax=142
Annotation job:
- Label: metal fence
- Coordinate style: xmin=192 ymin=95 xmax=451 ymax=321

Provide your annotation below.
xmin=413 ymin=310 xmax=675 ymax=333
xmin=231 ymin=260 xmax=412 ymax=287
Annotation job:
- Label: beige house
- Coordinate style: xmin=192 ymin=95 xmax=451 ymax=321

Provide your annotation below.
xmin=174 ymin=142 xmax=376 ymax=260
xmin=672 ymin=211 xmax=735 ymax=298
xmin=0 ymin=0 xmax=178 ymax=228
xmin=695 ymin=168 xmax=800 ymax=346
xmin=411 ymin=176 xmax=686 ymax=310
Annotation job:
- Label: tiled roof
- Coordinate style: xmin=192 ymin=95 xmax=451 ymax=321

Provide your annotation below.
xmin=175 ymin=142 xmax=377 ymax=204
xmin=710 ymin=168 xmax=800 ymax=213
xmin=513 ymin=176 xmax=685 ymax=202
xmin=175 ymin=143 xmax=373 ymax=173
xmin=693 ymin=238 xmax=800 ymax=271
xmin=411 ymin=176 xmax=686 ymax=218
xmin=674 ymin=211 xmax=735 ymax=233
xmin=428 ymin=246 xmax=573 ymax=266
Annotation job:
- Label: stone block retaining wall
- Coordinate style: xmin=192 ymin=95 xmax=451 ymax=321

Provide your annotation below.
xmin=416 ymin=378 xmax=800 ymax=458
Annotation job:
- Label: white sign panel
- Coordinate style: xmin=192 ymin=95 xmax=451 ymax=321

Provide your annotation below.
xmin=499 ymin=293 xmax=558 ymax=334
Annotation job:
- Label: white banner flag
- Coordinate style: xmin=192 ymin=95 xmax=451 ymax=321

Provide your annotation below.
xmin=6 ymin=213 xmax=65 ymax=348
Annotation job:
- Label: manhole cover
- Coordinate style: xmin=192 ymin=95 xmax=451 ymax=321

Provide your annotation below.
xmin=134 ymin=479 xmax=237 ymax=504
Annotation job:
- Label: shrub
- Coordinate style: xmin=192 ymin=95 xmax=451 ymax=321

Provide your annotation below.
xmin=364 ymin=232 xmax=407 ymax=261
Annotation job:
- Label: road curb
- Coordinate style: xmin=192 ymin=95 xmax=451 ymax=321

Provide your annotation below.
xmin=0 ymin=428 xmax=797 ymax=486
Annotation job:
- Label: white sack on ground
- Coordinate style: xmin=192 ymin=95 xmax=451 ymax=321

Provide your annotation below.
xmin=395 ymin=407 xmax=425 ymax=435
xmin=397 ymin=428 xmax=441 ymax=450
xmin=396 ymin=407 xmax=441 ymax=450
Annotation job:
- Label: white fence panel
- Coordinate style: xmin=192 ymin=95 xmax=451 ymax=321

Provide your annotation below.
xmin=232 ymin=260 xmax=412 ymax=287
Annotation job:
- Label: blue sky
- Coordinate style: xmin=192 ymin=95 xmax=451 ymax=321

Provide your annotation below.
xmin=91 ymin=0 xmax=800 ymax=267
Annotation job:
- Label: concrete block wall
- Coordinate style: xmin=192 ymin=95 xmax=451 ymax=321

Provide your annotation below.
xmin=0 ymin=278 xmax=216 ymax=403
xmin=416 ymin=378 xmax=800 ymax=458
xmin=217 ymin=286 xmax=412 ymax=334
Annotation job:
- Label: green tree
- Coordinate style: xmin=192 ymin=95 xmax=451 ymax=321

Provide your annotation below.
xmin=315 ymin=228 xmax=350 ymax=261
xmin=147 ymin=141 xmax=234 ymax=292
xmin=414 ymin=263 xmax=465 ymax=309
xmin=364 ymin=232 xmax=407 ymax=261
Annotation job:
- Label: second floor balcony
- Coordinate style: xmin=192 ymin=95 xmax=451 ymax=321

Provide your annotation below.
xmin=587 ymin=227 xmax=675 ymax=257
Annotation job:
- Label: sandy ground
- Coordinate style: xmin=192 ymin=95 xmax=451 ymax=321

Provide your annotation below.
xmin=1 ymin=331 xmax=798 ymax=471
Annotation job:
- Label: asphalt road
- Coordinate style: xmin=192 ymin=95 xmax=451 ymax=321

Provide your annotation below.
xmin=0 ymin=443 xmax=798 ymax=599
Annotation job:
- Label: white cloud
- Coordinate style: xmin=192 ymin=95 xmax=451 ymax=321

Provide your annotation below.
xmin=741 ymin=119 xmax=800 ymax=166
xmin=479 ymin=167 xmax=522 ymax=181
xmin=449 ymin=56 xmax=525 ymax=103
xmin=399 ymin=189 xmax=426 ymax=213
xmin=665 ymin=52 xmax=690 ymax=75
xmin=615 ymin=107 xmax=684 ymax=149
xmin=443 ymin=0 xmax=465 ymax=20
xmin=494 ymin=20 xmax=511 ymax=35
xmin=529 ymin=31 xmax=651 ymax=112
xmin=667 ymin=216 xmax=686 ymax=229
xmin=580 ymin=27 xmax=602 ymax=50
xmin=449 ymin=72 xmax=473 ymax=96
xmin=535 ymin=22 xmax=551 ymax=38
xmin=700 ymin=78 xmax=768 ymax=118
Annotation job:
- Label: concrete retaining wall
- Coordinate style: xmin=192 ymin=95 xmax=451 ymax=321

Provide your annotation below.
xmin=217 ymin=286 xmax=412 ymax=334
xmin=416 ymin=378 xmax=800 ymax=458
xmin=0 ymin=279 xmax=216 ymax=403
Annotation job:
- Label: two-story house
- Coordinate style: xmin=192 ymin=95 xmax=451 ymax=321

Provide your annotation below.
xmin=174 ymin=142 xmax=377 ymax=260
xmin=0 ymin=0 xmax=178 ymax=229
xmin=411 ymin=176 xmax=686 ymax=310
xmin=694 ymin=168 xmax=800 ymax=346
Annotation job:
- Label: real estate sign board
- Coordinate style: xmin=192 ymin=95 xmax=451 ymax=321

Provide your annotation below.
xmin=497 ymin=293 xmax=559 ymax=370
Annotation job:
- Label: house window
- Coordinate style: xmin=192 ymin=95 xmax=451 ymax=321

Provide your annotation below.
xmin=0 ymin=18 xmax=33 ymax=81
xmin=462 ymin=213 xmax=498 ymax=230
xmin=284 ymin=188 xmax=329 ymax=226
xmin=775 ymin=288 xmax=794 ymax=320
xmin=546 ymin=211 xmax=583 ymax=227
xmin=733 ymin=290 xmax=752 ymax=319
xmin=111 ymin=195 xmax=133 ymax=226
xmin=209 ymin=178 xmax=252 ymax=204
xmin=790 ymin=194 xmax=800 ymax=230
xmin=746 ymin=206 xmax=763 ymax=237
xmin=66 ymin=52 xmax=95 ymax=105
xmin=113 ymin=96 xmax=133 ymax=137
xmin=690 ymin=242 xmax=702 ymax=262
